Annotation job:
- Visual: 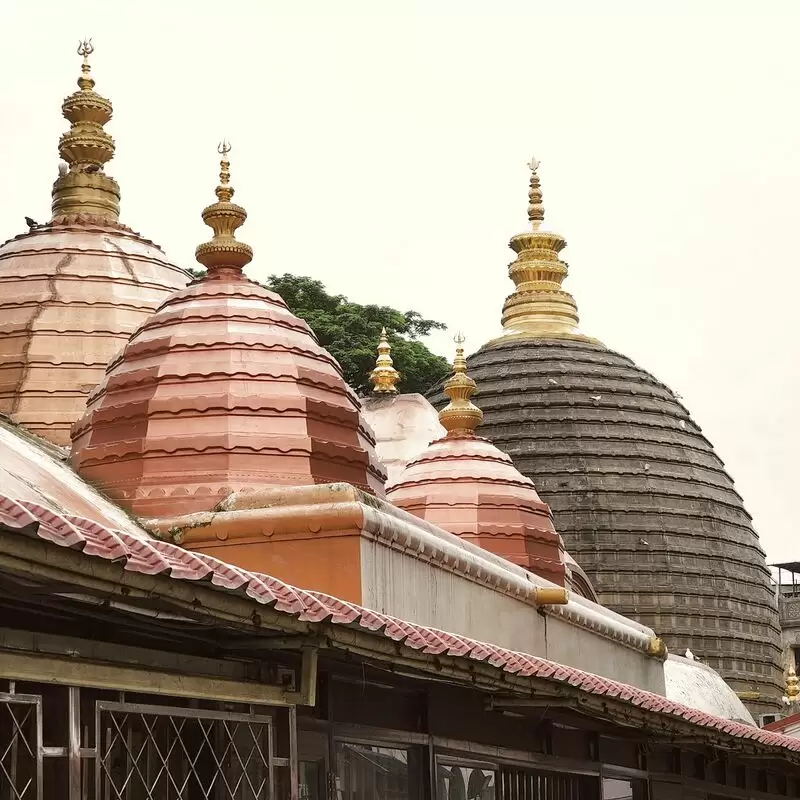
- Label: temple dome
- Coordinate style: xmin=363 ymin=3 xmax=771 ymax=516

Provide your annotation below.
xmin=427 ymin=161 xmax=783 ymax=716
xmin=0 ymin=43 xmax=188 ymax=445
xmin=389 ymin=337 xmax=573 ymax=590
xmin=70 ymin=146 xmax=385 ymax=517
xmin=361 ymin=329 xmax=446 ymax=482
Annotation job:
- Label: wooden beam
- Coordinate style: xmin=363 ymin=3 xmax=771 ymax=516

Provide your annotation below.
xmin=224 ymin=635 xmax=327 ymax=651
xmin=286 ymin=647 xmax=318 ymax=706
xmin=486 ymin=696 xmax=572 ymax=710
xmin=0 ymin=649 xmax=294 ymax=707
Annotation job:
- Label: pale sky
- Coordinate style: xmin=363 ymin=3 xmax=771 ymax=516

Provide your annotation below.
xmin=1 ymin=0 xmax=798 ymax=561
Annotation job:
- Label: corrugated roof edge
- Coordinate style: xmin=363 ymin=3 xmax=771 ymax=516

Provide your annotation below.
xmin=1 ymin=492 xmax=799 ymax=759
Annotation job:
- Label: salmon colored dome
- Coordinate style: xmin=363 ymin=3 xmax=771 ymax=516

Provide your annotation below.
xmin=70 ymin=146 xmax=385 ymax=517
xmin=0 ymin=220 xmax=188 ymax=446
xmin=387 ymin=337 xmax=567 ymax=586
xmin=0 ymin=44 xmax=188 ymax=445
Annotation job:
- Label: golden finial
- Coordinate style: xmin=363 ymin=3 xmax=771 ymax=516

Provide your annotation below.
xmin=526 ymin=157 xmax=544 ymax=230
xmin=497 ymin=158 xmax=598 ymax=344
xmin=216 ymin=139 xmax=233 ymax=202
xmin=195 ymin=142 xmax=254 ymax=273
xmin=51 ymin=40 xmax=120 ymax=222
xmin=370 ymin=327 xmax=400 ymax=394
xmin=787 ymin=664 xmax=799 ymax=701
xmin=453 ymin=331 xmax=467 ymax=374
xmin=438 ymin=333 xmax=483 ymax=436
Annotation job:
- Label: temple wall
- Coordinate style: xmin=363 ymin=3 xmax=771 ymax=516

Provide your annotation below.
xmin=360 ymin=536 xmax=666 ymax=694
xmin=360 ymin=534 xmax=546 ymax=654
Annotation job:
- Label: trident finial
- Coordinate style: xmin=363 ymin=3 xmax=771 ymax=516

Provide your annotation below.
xmin=527 ymin=156 xmax=540 ymax=174
xmin=77 ymin=39 xmax=94 ymax=60
xmin=453 ymin=332 xmax=467 ymax=374
xmin=218 ymin=139 xmax=231 ymax=158
xmin=75 ymin=39 xmax=95 ymax=91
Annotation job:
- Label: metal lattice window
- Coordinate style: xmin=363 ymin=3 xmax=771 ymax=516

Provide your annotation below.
xmin=500 ymin=767 xmax=598 ymax=800
xmin=95 ymin=702 xmax=273 ymax=800
xmin=0 ymin=694 xmax=41 ymax=800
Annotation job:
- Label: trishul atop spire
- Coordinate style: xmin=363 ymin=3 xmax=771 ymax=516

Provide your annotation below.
xmin=499 ymin=158 xmax=596 ymax=343
xmin=438 ymin=333 xmax=483 ymax=436
xmin=51 ymin=40 xmax=121 ymax=223
xmin=370 ymin=327 xmax=400 ymax=394
xmin=195 ymin=141 xmax=254 ymax=273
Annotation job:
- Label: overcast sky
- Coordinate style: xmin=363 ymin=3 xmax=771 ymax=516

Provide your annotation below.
xmin=1 ymin=0 xmax=798 ymax=561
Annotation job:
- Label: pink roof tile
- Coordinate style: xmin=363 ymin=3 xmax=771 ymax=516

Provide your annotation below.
xmin=1 ymin=491 xmax=799 ymax=756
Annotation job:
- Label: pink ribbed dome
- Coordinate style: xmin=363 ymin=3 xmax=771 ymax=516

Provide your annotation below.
xmin=70 ymin=270 xmax=386 ymax=516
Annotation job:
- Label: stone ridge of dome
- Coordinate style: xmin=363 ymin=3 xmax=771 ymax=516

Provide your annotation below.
xmin=467 ymin=337 xmax=731 ymax=469
xmin=476 ymin=337 xmax=676 ymax=395
xmin=391 ymin=437 xmax=543 ymax=493
xmin=0 ymin=215 xmax=173 ymax=256
xmin=403 ymin=435 xmax=530 ymax=470
xmin=156 ymin=276 xmax=306 ymax=316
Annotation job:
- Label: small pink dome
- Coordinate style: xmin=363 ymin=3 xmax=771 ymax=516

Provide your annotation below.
xmin=388 ymin=434 xmax=567 ymax=586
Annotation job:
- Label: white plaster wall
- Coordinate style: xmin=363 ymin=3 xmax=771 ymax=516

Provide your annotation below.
xmin=360 ymin=536 xmax=546 ymax=654
xmin=544 ymin=612 xmax=665 ymax=693
xmin=360 ymin=537 xmax=666 ymax=694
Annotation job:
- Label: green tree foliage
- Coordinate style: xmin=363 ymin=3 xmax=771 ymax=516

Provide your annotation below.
xmin=264 ymin=274 xmax=450 ymax=395
xmin=184 ymin=270 xmax=450 ymax=394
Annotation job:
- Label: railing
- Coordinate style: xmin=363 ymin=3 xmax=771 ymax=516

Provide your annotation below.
xmin=779 ymin=595 xmax=800 ymax=623
xmin=0 ymin=684 xmax=294 ymax=800
xmin=96 ymin=702 xmax=273 ymax=800
xmin=0 ymin=692 xmax=41 ymax=800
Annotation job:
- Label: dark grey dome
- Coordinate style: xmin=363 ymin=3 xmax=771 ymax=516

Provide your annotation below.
xmin=427 ymin=337 xmax=782 ymax=716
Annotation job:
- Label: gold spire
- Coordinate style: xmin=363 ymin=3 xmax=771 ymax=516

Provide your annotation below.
xmin=787 ymin=664 xmax=800 ymax=701
xmin=498 ymin=158 xmax=596 ymax=343
xmin=195 ymin=141 xmax=254 ymax=273
xmin=51 ymin=40 xmax=121 ymax=222
xmin=438 ymin=333 xmax=483 ymax=436
xmin=370 ymin=327 xmax=400 ymax=394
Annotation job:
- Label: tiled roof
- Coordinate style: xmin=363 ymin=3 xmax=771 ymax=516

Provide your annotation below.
xmin=1 ymin=492 xmax=799 ymax=756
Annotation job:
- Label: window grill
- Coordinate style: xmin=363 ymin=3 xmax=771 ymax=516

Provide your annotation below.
xmin=500 ymin=767 xmax=598 ymax=800
xmin=0 ymin=693 xmax=41 ymax=800
xmin=95 ymin=702 xmax=274 ymax=800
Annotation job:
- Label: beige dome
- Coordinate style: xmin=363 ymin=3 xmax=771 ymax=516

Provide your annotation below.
xmin=0 ymin=219 xmax=188 ymax=445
